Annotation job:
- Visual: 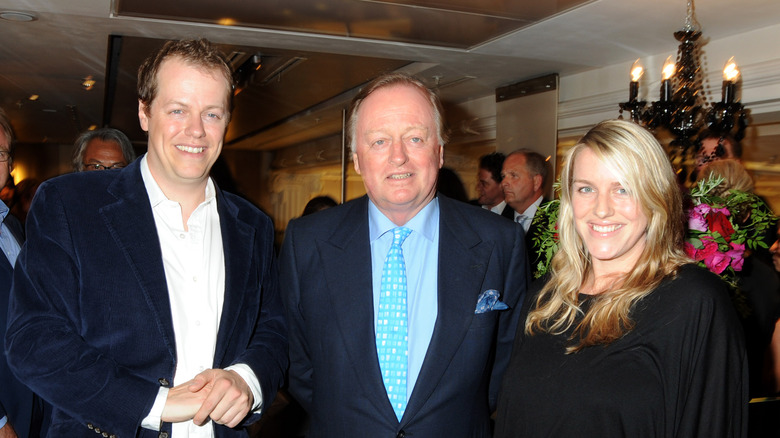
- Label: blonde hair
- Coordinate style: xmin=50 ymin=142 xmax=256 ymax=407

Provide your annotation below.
xmin=697 ymin=159 xmax=754 ymax=196
xmin=525 ymin=119 xmax=690 ymax=352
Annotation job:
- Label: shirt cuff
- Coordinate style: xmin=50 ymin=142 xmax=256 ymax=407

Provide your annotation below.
xmin=141 ymin=386 xmax=169 ymax=431
xmin=0 ymin=416 xmax=8 ymax=430
xmin=226 ymin=363 xmax=263 ymax=412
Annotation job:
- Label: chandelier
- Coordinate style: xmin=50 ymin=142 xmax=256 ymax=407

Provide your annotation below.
xmin=618 ymin=0 xmax=748 ymax=167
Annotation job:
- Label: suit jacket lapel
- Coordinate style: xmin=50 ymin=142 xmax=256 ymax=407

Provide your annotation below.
xmin=318 ymin=197 xmax=393 ymax=416
xmin=101 ymin=162 xmax=176 ymax=362
xmin=213 ymin=190 xmax=254 ymax=366
xmin=404 ymin=196 xmax=490 ymax=420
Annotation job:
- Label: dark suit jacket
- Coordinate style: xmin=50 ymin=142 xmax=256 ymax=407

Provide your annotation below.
xmin=4 ymin=159 xmax=287 ymax=438
xmin=0 ymin=212 xmax=48 ymax=438
xmin=280 ymin=194 xmax=527 ymax=437
xmin=500 ymin=203 xmax=515 ymax=220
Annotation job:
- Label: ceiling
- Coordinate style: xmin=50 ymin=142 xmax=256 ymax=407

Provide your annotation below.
xmin=1 ymin=0 xmax=779 ymax=153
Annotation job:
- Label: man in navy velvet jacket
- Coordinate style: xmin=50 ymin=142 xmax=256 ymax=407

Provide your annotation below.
xmin=281 ymin=73 xmax=527 ymax=437
xmin=4 ymin=39 xmax=286 ymax=438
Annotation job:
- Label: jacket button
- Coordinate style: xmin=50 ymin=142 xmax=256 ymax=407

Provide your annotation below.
xmin=87 ymin=423 xmax=94 ymax=430
xmin=159 ymin=432 xmax=169 ymax=438
xmin=158 ymin=378 xmax=170 ymax=387
xmin=397 ymin=431 xmax=406 ymax=438
xmin=102 ymin=433 xmax=108 ymax=437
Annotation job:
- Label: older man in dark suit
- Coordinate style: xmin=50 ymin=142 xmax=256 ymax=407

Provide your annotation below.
xmin=4 ymin=40 xmax=286 ymax=438
xmin=502 ymin=149 xmax=551 ymax=273
xmin=281 ymin=73 xmax=527 ymax=437
xmin=0 ymin=109 xmax=49 ymax=438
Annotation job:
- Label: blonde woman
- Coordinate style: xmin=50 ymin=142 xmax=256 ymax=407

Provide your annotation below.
xmin=495 ymin=120 xmax=747 ymax=437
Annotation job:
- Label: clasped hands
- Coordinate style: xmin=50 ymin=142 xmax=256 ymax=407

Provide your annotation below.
xmin=161 ymin=369 xmax=253 ymax=429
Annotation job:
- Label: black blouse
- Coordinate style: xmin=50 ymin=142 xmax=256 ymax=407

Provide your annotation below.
xmin=494 ymin=264 xmax=748 ymax=438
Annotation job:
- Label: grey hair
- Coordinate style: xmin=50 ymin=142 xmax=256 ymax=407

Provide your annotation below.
xmin=72 ymin=127 xmax=136 ymax=171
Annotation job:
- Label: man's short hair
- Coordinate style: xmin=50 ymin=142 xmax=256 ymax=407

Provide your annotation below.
xmin=72 ymin=127 xmax=136 ymax=171
xmin=507 ymin=148 xmax=550 ymax=186
xmin=479 ymin=152 xmax=505 ymax=183
xmin=0 ymin=107 xmax=16 ymax=162
xmin=347 ymin=72 xmax=447 ymax=154
xmin=137 ymin=38 xmax=234 ymax=120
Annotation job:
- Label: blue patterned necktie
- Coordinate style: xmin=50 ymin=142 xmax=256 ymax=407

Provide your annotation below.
xmin=376 ymin=226 xmax=412 ymax=421
xmin=516 ymin=214 xmax=529 ymax=231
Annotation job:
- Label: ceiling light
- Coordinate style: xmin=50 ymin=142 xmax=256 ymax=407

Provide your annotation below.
xmin=28 ymin=95 xmax=39 ymax=101
xmin=0 ymin=11 xmax=37 ymax=22
xmin=82 ymin=76 xmax=96 ymax=91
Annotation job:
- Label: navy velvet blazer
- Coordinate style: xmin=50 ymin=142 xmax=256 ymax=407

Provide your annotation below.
xmin=4 ymin=159 xmax=287 ymax=438
xmin=280 ymin=195 xmax=528 ymax=437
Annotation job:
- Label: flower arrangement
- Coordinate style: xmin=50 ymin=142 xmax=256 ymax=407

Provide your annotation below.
xmin=684 ymin=175 xmax=777 ymax=288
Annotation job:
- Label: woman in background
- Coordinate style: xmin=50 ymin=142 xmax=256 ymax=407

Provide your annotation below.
xmin=495 ymin=119 xmax=747 ymax=437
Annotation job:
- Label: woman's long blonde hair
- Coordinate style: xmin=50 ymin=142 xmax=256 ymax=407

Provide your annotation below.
xmin=525 ymin=120 xmax=690 ymax=352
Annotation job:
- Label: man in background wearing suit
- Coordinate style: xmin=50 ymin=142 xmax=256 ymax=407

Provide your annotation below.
xmin=5 ymin=39 xmax=287 ymax=438
xmin=502 ymin=149 xmax=551 ymax=271
xmin=281 ymin=73 xmax=527 ymax=437
xmin=0 ymin=108 xmax=48 ymax=438
xmin=476 ymin=152 xmax=514 ymax=219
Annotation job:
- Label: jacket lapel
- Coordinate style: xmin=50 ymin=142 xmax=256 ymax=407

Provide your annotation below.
xmin=318 ymin=197 xmax=394 ymax=416
xmin=403 ymin=196 xmax=491 ymax=421
xmin=101 ymin=162 xmax=176 ymax=362
xmin=213 ymin=190 xmax=254 ymax=366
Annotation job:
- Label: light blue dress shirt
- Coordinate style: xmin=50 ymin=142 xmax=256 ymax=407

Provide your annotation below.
xmin=369 ymin=198 xmax=439 ymax=402
xmin=0 ymin=199 xmax=20 ymax=431
xmin=0 ymin=200 xmax=20 ymax=266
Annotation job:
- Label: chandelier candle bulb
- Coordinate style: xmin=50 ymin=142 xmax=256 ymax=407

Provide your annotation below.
xmin=629 ymin=59 xmax=643 ymax=102
xmin=660 ymin=56 xmax=675 ymax=102
xmin=722 ymin=57 xmax=740 ymax=104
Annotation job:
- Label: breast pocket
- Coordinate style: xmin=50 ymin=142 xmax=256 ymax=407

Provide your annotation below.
xmin=470 ymin=310 xmax=500 ymax=330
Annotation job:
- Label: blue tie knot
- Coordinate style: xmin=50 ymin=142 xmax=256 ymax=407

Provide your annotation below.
xmin=392 ymin=227 xmax=412 ymax=248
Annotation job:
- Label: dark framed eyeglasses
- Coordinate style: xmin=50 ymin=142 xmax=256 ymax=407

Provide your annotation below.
xmin=83 ymin=163 xmax=125 ymax=171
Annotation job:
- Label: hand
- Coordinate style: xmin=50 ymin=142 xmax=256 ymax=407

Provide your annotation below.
xmin=0 ymin=422 xmax=18 ymax=438
xmin=191 ymin=369 xmax=254 ymax=428
xmin=161 ymin=379 xmax=212 ymax=423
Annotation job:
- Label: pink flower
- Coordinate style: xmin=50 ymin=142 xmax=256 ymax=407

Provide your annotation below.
xmin=688 ymin=209 xmax=708 ymax=232
xmin=684 ymin=242 xmax=697 ymax=259
xmin=704 ymin=252 xmax=731 ymax=275
xmin=726 ymin=242 xmax=746 ymax=271
xmin=695 ymin=237 xmax=719 ymax=261
xmin=695 ymin=203 xmax=712 ymax=215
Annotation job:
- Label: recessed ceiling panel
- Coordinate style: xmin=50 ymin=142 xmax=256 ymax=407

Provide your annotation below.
xmin=115 ymin=0 xmax=591 ymax=49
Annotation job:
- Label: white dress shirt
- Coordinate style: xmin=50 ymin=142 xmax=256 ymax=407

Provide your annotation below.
xmin=138 ymin=156 xmax=261 ymax=436
xmin=483 ymin=200 xmax=507 ymax=215
xmin=513 ymin=195 xmax=544 ymax=232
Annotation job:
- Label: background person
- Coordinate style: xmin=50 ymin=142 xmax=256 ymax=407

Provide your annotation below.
xmin=475 ymin=152 xmax=513 ymax=219
xmin=72 ymin=127 xmax=136 ymax=171
xmin=0 ymin=108 xmax=49 ymax=438
xmin=495 ymin=119 xmax=747 ymax=437
xmin=696 ymin=159 xmax=780 ymax=398
xmin=501 ymin=149 xmax=551 ymax=271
